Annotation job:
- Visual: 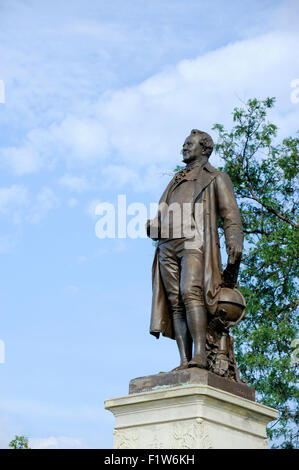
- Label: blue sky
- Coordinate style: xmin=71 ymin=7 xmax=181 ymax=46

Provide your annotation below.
xmin=0 ymin=0 xmax=298 ymax=448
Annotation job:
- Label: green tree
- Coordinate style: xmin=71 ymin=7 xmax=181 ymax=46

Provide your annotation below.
xmin=212 ymin=97 xmax=299 ymax=448
xmin=9 ymin=435 xmax=30 ymax=449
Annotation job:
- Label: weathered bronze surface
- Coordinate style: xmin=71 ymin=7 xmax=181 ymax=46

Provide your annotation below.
xmin=129 ymin=369 xmax=255 ymax=401
xmin=146 ymin=130 xmax=245 ymax=382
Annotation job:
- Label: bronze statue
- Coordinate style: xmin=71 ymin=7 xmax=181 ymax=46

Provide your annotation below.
xmin=146 ymin=130 xmax=245 ymax=381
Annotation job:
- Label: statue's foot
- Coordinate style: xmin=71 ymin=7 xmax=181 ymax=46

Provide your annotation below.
xmin=171 ymin=363 xmax=189 ymax=372
xmin=188 ymin=355 xmax=207 ymax=369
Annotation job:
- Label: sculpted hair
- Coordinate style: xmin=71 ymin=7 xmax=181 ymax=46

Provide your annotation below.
xmin=190 ymin=129 xmax=214 ymax=158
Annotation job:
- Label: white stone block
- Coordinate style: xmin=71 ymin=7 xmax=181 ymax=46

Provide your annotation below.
xmin=105 ymin=384 xmax=278 ymax=449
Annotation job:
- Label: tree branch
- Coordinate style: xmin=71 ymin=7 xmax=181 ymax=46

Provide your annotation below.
xmin=246 ymin=187 xmax=298 ymax=228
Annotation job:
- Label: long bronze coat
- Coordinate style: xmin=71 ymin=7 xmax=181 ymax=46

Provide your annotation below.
xmin=150 ymin=161 xmax=243 ymax=339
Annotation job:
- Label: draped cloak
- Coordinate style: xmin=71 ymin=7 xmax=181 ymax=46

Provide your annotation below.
xmin=149 ymin=161 xmax=243 ymax=340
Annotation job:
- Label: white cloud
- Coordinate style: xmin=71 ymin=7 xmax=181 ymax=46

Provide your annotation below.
xmin=30 ymin=435 xmax=87 ymax=449
xmin=1 ymin=117 xmax=108 ymax=175
xmin=28 ymin=187 xmax=59 ymax=223
xmin=52 ymin=116 xmax=109 ymax=165
xmin=93 ymin=30 xmax=299 ymax=170
xmin=67 ymin=20 xmax=124 ymax=42
xmin=0 ymin=185 xmax=60 ymax=227
xmin=1 ymin=145 xmax=41 ymax=175
xmin=0 ymin=185 xmax=29 ymax=224
xmin=86 ymin=198 xmax=102 ymax=219
xmin=100 ymin=164 xmax=173 ymax=194
xmin=0 ymin=185 xmax=28 ymax=214
xmin=0 ymin=397 xmax=106 ymax=423
xmin=96 ymin=25 xmax=299 ymax=195
xmin=0 ymin=126 xmax=58 ymax=176
xmin=59 ymin=174 xmax=91 ymax=193
xmin=1 ymin=29 xmax=298 ymax=195
xmin=100 ymin=165 xmax=139 ymax=189
xmin=0 ymin=413 xmax=21 ymax=449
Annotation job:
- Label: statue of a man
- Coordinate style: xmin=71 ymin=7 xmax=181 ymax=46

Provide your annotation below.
xmin=147 ymin=129 xmax=244 ymax=372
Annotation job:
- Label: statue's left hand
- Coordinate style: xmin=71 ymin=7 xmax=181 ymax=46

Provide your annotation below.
xmin=223 ymin=238 xmax=243 ymax=288
xmin=226 ymin=239 xmax=243 ymax=265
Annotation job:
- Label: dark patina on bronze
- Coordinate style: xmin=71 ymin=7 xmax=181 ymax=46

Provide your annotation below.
xmin=129 ymin=368 xmax=255 ymax=401
xmin=146 ymin=129 xmax=249 ymax=386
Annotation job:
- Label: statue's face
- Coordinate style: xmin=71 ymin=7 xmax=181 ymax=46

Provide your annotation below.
xmin=181 ymin=133 xmax=204 ymax=163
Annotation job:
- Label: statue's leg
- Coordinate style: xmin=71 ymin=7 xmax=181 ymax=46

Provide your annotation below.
xmin=171 ymin=312 xmax=192 ymax=370
xmin=159 ymin=242 xmax=192 ymax=369
xmin=180 ymin=251 xmax=207 ymax=369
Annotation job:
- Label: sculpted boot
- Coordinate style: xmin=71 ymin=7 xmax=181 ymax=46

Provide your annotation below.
xmin=185 ymin=304 xmax=208 ymax=369
xmin=171 ymin=314 xmax=192 ymax=371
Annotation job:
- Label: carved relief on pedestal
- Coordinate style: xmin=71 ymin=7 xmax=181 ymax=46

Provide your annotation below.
xmin=113 ymin=428 xmax=139 ymax=449
xmin=148 ymin=433 xmax=165 ymax=449
xmin=172 ymin=418 xmax=213 ymax=449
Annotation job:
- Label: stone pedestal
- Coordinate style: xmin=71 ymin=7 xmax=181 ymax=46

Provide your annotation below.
xmin=105 ymin=370 xmax=278 ymax=449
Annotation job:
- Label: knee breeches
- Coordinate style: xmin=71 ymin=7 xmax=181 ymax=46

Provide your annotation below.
xmin=158 ymin=239 xmax=205 ymax=318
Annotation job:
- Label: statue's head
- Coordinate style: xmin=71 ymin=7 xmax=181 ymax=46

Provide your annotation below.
xmin=182 ymin=129 xmax=214 ymax=164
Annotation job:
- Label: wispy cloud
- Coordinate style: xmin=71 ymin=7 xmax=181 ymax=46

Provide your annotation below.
xmin=28 ymin=187 xmax=59 ymax=223
xmin=0 ymin=415 xmax=19 ymax=449
xmin=0 ymin=185 xmax=29 ymax=226
xmin=0 ymin=184 xmax=60 ymax=228
xmin=0 ymin=0 xmax=297 ymax=451
xmin=0 ymin=397 xmax=107 ymax=423
xmin=59 ymin=174 xmax=92 ymax=193
xmin=2 ymin=30 xmax=297 ymax=197
xmin=30 ymin=435 xmax=88 ymax=449
xmin=0 ymin=185 xmax=29 ymax=214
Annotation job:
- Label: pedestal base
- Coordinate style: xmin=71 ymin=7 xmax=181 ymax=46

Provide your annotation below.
xmin=129 ymin=368 xmax=255 ymax=401
xmin=105 ymin=372 xmax=278 ymax=449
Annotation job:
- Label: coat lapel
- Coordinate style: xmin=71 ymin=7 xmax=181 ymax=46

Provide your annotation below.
xmin=161 ymin=161 xmax=219 ymax=203
xmin=194 ymin=165 xmax=219 ymax=202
